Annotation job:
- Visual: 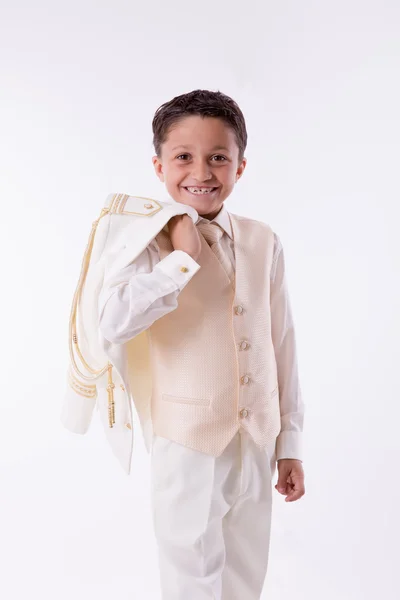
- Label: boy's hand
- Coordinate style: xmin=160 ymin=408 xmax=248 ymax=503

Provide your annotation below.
xmin=275 ymin=459 xmax=305 ymax=502
xmin=168 ymin=214 xmax=202 ymax=261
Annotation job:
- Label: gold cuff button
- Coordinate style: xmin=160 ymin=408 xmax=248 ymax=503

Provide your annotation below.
xmin=144 ymin=203 xmax=154 ymax=209
xmin=180 ymin=266 xmax=189 ymax=273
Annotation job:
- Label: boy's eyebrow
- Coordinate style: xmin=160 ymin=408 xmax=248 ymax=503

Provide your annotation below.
xmin=171 ymin=144 xmax=231 ymax=152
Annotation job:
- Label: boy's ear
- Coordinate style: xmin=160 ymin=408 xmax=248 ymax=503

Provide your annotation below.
xmin=236 ymin=157 xmax=247 ymax=182
xmin=152 ymin=155 xmax=165 ymax=182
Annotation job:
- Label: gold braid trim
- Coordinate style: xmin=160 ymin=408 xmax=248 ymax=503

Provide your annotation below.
xmin=68 ymin=370 xmax=97 ymax=398
xmin=68 ymin=196 xmax=118 ymax=427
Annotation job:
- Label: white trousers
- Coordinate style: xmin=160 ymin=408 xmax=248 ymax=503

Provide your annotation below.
xmin=150 ymin=428 xmax=276 ymax=600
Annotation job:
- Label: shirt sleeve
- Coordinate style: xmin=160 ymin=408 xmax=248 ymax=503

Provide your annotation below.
xmin=98 ymin=238 xmax=201 ymax=345
xmin=270 ymin=233 xmax=305 ymax=462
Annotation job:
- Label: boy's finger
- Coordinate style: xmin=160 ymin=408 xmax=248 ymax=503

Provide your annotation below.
xmin=275 ymin=483 xmax=287 ymax=494
xmin=285 ymin=485 xmax=305 ymax=502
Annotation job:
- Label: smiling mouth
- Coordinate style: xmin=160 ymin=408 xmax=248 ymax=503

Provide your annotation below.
xmin=183 ymin=186 xmax=219 ymax=195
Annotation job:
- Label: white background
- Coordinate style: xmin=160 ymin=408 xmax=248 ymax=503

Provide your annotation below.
xmin=1 ymin=1 xmax=399 ymax=598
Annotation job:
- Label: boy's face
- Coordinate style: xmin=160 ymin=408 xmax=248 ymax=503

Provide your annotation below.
xmin=152 ymin=115 xmax=246 ymax=219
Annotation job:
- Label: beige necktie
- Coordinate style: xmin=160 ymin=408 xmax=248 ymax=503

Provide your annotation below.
xmin=196 ymin=221 xmax=235 ymax=284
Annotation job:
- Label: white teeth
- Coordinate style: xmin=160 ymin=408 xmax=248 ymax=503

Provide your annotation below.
xmin=186 ymin=187 xmax=215 ymax=194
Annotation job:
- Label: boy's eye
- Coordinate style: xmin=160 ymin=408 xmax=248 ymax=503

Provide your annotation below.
xmin=175 ymin=154 xmax=227 ymax=162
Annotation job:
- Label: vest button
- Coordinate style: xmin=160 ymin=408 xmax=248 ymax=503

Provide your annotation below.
xmin=240 ymin=408 xmax=249 ymax=418
xmin=235 ymin=305 xmax=244 ymax=315
xmin=239 ymin=340 xmax=250 ymax=350
xmin=241 ymin=375 xmax=250 ymax=385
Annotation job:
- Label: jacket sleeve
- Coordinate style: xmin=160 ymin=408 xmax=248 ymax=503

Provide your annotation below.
xmin=270 ymin=233 xmax=305 ymax=462
xmin=98 ymin=238 xmax=201 ymax=345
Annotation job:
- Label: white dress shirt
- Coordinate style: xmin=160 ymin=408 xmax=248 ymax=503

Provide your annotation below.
xmin=98 ymin=204 xmax=304 ymax=461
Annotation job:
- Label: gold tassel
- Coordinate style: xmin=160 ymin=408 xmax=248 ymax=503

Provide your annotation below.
xmin=107 ymin=363 xmax=116 ymax=428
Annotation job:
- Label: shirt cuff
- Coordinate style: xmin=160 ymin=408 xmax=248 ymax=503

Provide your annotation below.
xmin=154 ymin=250 xmax=201 ymax=291
xmin=275 ymin=431 xmax=303 ymax=461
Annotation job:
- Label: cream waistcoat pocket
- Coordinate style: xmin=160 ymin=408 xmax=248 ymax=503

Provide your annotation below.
xmin=162 ymin=393 xmax=211 ymax=407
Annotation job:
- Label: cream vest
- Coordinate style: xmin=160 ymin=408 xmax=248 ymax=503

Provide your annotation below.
xmin=62 ymin=194 xmax=280 ymax=474
xmin=125 ymin=212 xmax=280 ymax=459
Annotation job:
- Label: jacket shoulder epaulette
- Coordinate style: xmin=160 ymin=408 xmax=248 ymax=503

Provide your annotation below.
xmin=104 ymin=193 xmax=163 ymax=217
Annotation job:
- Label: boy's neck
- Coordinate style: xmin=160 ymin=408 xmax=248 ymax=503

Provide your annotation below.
xmin=198 ymin=204 xmax=224 ymax=221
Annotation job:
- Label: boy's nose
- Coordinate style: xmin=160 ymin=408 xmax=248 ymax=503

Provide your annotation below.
xmin=191 ymin=163 xmax=213 ymax=182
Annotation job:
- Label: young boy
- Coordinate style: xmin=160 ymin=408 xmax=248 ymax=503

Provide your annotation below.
xmin=98 ymin=89 xmax=305 ymax=600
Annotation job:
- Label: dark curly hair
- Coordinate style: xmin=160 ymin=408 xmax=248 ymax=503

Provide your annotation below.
xmin=152 ymin=89 xmax=247 ymax=162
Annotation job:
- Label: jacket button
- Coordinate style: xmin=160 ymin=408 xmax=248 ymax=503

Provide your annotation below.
xmin=240 ymin=408 xmax=249 ymax=418
xmin=241 ymin=375 xmax=250 ymax=385
xmin=125 ymin=423 xmax=132 ymax=429
xmin=235 ymin=305 xmax=244 ymax=315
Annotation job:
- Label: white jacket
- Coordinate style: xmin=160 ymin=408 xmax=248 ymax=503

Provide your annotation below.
xmin=61 ymin=193 xmax=199 ymax=474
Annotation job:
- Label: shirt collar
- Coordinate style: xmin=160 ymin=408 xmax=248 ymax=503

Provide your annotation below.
xmin=162 ymin=193 xmax=233 ymax=240
xmin=196 ymin=203 xmax=233 ymax=240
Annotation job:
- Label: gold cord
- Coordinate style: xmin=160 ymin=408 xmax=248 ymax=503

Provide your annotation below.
xmin=68 ymin=201 xmax=117 ymax=427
